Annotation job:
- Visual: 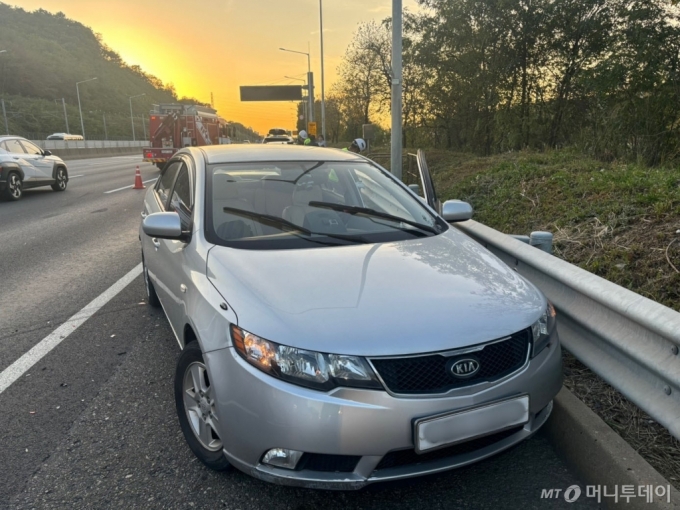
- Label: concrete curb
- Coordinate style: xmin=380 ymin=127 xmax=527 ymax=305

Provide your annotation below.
xmin=50 ymin=147 xmax=143 ymax=161
xmin=545 ymin=387 xmax=679 ymax=509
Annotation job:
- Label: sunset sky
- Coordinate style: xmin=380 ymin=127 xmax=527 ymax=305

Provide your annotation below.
xmin=13 ymin=0 xmax=419 ymax=135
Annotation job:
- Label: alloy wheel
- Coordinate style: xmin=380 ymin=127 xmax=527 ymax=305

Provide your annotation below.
xmin=56 ymin=169 xmax=67 ymax=190
xmin=8 ymin=174 xmax=21 ymax=199
xmin=183 ymin=362 xmax=223 ymax=451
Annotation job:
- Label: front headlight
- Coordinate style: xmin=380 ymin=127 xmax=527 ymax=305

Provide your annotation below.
xmin=230 ymin=325 xmax=383 ymax=391
xmin=531 ymin=302 xmax=557 ymax=357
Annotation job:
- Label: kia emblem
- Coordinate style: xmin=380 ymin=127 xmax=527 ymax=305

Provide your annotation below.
xmin=450 ymin=358 xmax=480 ymax=378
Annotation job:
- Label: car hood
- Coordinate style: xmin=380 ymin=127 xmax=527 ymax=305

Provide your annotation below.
xmin=207 ymin=228 xmax=545 ymax=356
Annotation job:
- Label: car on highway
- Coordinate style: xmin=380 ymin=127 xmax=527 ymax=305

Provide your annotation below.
xmin=0 ymin=136 xmax=69 ymax=201
xmin=46 ymin=133 xmax=84 ymax=141
xmin=139 ymin=145 xmax=562 ymax=489
xmin=263 ymin=127 xmax=294 ymax=145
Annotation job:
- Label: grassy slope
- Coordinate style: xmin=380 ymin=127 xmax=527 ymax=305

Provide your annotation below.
xmin=427 ymin=148 xmax=680 ymax=484
xmin=429 ymin=149 xmax=680 ymax=311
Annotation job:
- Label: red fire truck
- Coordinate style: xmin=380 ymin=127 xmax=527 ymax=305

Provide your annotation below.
xmin=143 ymin=104 xmax=224 ymax=167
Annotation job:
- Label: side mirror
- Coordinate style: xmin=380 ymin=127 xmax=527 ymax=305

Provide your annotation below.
xmin=142 ymin=212 xmax=184 ymax=240
xmin=43 ymin=150 xmax=52 ymax=156
xmin=442 ymin=200 xmax=473 ymax=222
xmin=408 ymin=183 xmax=421 ymax=196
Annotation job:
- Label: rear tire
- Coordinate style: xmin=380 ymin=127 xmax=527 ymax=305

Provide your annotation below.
xmin=143 ymin=257 xmax=162 ymax=308
xmin=175 ymin=342 xmax=231 ymax=471
xmin=1 ymin=172 xmax=22 ymax=201
xmin=51 ymin=167 xmax=68 ymax=192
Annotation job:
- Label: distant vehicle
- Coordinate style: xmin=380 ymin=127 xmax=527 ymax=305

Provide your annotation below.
xmin=46 ymin=133 xmax=84 ymax=141
xmin=0 ymin=136 xmax=69 ymax=201
xmin=263 ymin=127 xmax=294 ymax=145
xmin=143 ymin=103 xmax=223 ymax=168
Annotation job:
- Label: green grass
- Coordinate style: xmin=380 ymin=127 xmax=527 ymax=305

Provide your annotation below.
xmin=427 ymin=148 xmax=680 ymax=310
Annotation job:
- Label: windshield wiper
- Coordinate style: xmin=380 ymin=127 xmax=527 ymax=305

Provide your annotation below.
xmin=307 ymin=202 xmax=440 ymax=236
xmin=221 ymin=207 xmax=367 ymax=244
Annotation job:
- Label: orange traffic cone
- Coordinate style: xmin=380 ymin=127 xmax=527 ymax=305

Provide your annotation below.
xmin=133 ymin=166 xmax=145 ymax=189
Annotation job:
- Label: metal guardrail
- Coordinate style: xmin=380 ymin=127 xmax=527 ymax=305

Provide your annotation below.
xmin=454 ymin=220 xmax=680 ymax=440
xmin=31 ymin=140 xmax=150 ymax=150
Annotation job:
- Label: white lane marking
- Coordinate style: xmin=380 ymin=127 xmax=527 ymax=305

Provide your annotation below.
xmin=0 ymin=263 xmax=143 ymax=395
xmin=104 ymin=178 xmax=158 ymax=194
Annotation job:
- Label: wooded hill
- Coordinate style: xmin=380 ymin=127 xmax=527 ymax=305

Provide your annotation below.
xmin=0 ymin=4 xmax=259 ymax=140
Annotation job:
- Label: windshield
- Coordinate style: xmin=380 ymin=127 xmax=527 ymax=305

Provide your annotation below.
xmin=205 ymin=160 xmax=447 ymax=249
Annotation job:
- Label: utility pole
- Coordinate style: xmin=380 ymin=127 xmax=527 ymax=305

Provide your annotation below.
xmin=102 ymin=113 xmax=108 ymax=140
xmin=1 ymin=98 xmax=8 ymax=135
xmin=76 ymin=77 xmax=97 ymax=139
xmin=61 ymin=98 xmax=70 ymax=133
xmin=129 ymin=93 xmax=146 ymax=141
xmin=319 ymin=0 xmax=326 ymax=140
xmin=391 ymin=0 xmax=403 ymax=180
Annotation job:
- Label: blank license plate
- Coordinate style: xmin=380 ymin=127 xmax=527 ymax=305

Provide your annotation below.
xmin=415 ymin=395 xmax=529 ymax=453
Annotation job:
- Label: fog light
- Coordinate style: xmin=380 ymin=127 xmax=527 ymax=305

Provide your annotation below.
xmin=262 ymin=448 xmax=304 ymax=470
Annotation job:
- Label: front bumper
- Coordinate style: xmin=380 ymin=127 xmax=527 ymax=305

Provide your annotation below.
xmin=204 ymin=333 xmax=563 ymax=489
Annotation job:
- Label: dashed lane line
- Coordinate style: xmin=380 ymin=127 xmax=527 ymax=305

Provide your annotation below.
xmin=0 ymin=263 xmax=143 ymax=395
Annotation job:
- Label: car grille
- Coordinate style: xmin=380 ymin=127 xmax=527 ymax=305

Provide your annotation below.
xmin=369 ymin=329 xmax=531 ymax=395
xmin=374 ymin=426 xmax=524 ymax=471
xmin=296 ymin=453 xmax=361 ymax=473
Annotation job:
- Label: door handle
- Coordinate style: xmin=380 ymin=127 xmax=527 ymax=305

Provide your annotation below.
xmin=152 ymin=238 xmax=161 ymax=249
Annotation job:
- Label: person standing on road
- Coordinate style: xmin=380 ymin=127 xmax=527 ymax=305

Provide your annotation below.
xmin=317 ymin=134 xmax=327 ymax=147
xmin=344 ymin=138 xmax=367 ymax=153
xmin=297 ymin=130 xmax=308 ymax=145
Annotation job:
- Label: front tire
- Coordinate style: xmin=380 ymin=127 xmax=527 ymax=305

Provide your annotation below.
xmin=1 ymin=172 xmax=22 ymax=201
xmin=175 ymin=342 xmax=231 ymax=471
xmin=51 ymin=167 xmax=68 ymax=192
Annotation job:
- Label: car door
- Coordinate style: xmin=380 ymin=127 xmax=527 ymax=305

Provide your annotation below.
xmin=142 ymin=159 xmax=181 ymax=307
xmin=416 ymin=149 xmax=441 ymax=214
xmin=143 ymin=159 xmax=195 ymax=339
xmin=19 ymin=140 xmax=55 ymax=182
xmin=1 ymin=139 xmax=37 ymax=183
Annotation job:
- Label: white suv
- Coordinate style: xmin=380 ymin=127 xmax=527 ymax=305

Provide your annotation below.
xmin=0 ymin=136 xmax=69 ymax=201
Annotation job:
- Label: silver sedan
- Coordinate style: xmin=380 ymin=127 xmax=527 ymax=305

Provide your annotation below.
xmin=140 ymin=145 xmax=562 ymax=489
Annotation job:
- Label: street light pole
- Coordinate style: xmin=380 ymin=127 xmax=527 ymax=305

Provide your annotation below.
xmin=103 ymin=113 xmax=108 ymax=140
xmin=280 ymin=47 xmax=314 ymax=126
xmin=391 ymin=0 xmax=403 ymax=180
xmin=319 ymin=0 xmax=326 ymax=141
xmin=129 ymin=93 xmax=146 ymax=141
xmin=76 ymin=77 xmax=97 ymax=139
xmin=55 ymin=98 xmax=70 ymax=133
xmin=62 ymin=98 xmax=70 ymax=133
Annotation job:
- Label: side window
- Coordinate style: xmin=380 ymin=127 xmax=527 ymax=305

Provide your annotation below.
xmin=20 ymin=140 xmax=43 ymax=155
xmin=5 ymin=139 xmax=26 ymax=154
xmin=169 ymin=165 xmax=193 ymax=230
xmin=155 ymin=162 xmax=181 ymax=208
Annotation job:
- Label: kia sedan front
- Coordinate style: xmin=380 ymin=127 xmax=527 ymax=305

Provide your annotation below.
xmin=139 ymin=145 xmax=562 ymax=489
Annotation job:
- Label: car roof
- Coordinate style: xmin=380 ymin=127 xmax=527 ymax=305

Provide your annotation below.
xmin=197 ymin=144 xmax=362 ymax=164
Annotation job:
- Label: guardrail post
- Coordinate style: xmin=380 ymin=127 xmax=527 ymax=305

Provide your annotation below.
xmin=509 ymin=235 xmax=531 ymax=245
xmin=530 ymin=231 xmax=554 ymax=255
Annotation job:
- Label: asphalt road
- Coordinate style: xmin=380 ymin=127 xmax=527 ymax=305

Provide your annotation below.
xmin=0 ymin=155 xmax=600 ymax=509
